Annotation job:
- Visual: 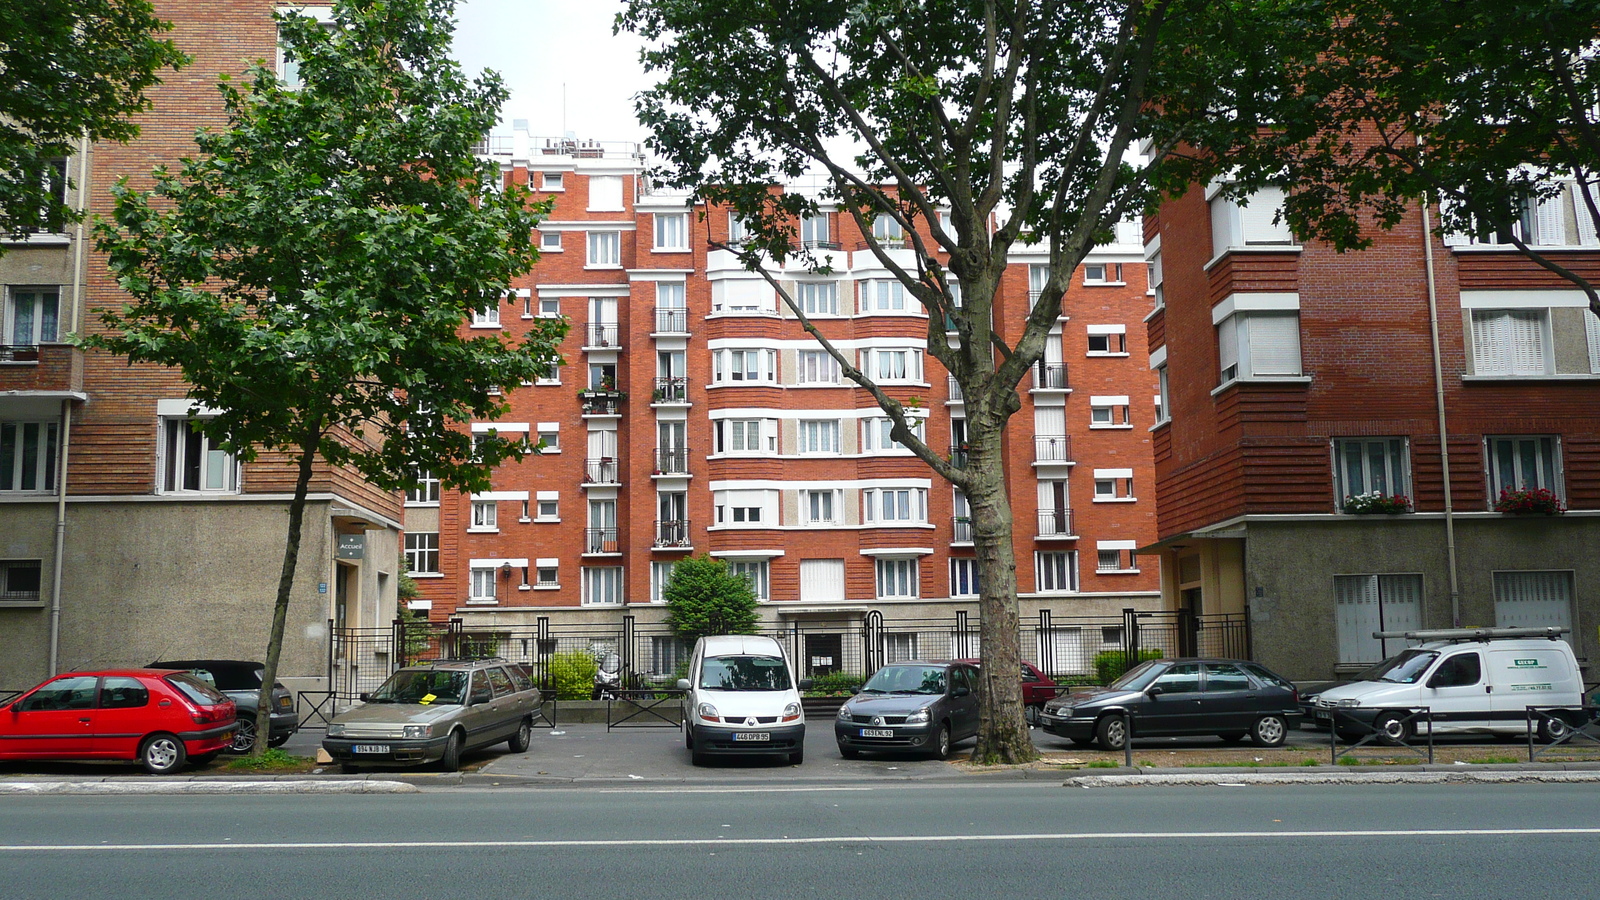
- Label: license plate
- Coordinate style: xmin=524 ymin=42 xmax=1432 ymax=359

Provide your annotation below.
xmin=353 ymin=744 xmax=391 ymax=754
xmin=732 ymin=732 xmax=770 ymax=742
xmin=1314 ymin=711 xmax=1330 ymax=721
xmin=860 ymin=728 xmax=894 ymax=738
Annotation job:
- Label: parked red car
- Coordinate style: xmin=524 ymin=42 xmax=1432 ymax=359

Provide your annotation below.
xmin=0 ymin=669 xmax=236 ymax=774
xmin=956 ymin=659 xmax=1061 ymax=722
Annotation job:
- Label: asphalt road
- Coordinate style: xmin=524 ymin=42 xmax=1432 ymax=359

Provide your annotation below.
xmin=2 ymin=781 xmax=1597 ymax=899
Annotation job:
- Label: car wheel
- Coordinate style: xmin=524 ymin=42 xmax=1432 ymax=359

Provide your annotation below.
xmin=1373 ymin=711 xmax=1411 ymax=746
xmin=929 ymin=722 xmax=952 ymax=760
xmin=228 ymin=718 xmax=257 ymax=754
xmin=140 ymin=733 xmax=187 ymax=775
xmin=683 ymin=721 xmax=693 ymax=749
xmin=1095 ymin=715 xmax=1128 ymax=752
xmin=190 ymin=752 xmax=219 ymax=766
xmin=508 ymin=717 xmax=533 ymax=753
xmin=1538 ymin=714 xmax=1574 ymax=744
xmin=267 ymin=733 xmax=291 ymax=749
xmin=1025 ymin=704 xmax=1042 ymax=726
xmin=838 ymin=743 xmax=860 ymax=759
xmin=439 ymin=730 xmax=465 ymax=772
xmin=1250 ymin=716 xmax=1288 ymax=747
xmin=1216 ymin=731 xmax=1247 ymax=743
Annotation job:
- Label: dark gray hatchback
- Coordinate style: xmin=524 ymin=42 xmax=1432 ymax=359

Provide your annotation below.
xmin=834 ymin=661 xmax=980 ymax=759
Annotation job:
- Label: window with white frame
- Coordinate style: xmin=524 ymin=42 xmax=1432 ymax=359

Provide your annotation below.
xmin=406 ymin=469 xmax=439 ymax=504
xmin=276 ymin=10 xmax=336 ymax=89
xmin=1209 ymin=185 xmax=1294 ymax=250
xmin=884 ymin=633 xmax=918 ymax=662
xmin=1029 ymin=264 xmax=1051 ymax=301
xmin=728 ymin=559 xmax=770 ymax=601
xmin=1083 ymin=263 xmax=1123 ymax=285
xmin=1155 ymin=366 xmax=1170 ymax=425
xmin=1333 ymin=574 xmax=1421 ymax=664
xmin=801 ymin=213 xmax=831 ymax=246
xmin=583 ymin=566 xmax=624 ymax=606
xmin=727 ymin=212 xmax=750 ymax=246
xmin=1 ymin=420 xmax=58 ymax=492
xmin=540 ymin=171 xmax=564 ymax=191
xmin=861 ymin=347 xmax=921 ymax=382
xmin=715 ymin=418 xmax=772 ymax=454
xmin=1147 ymin=241 xmax=1164 ymax=309
xmin=468 ymin=567 xmax=497 ymax=603
xmin=537 ymin=294 xmax=561 ymax=318
xmin=586 ymin=230 xmax=621 ymax=266
xmin=1092 ymin=469 xmax=1134 ymax=502
xmin=860 ymin=280 xmax=907 ymax=313
xmin=797 ymin=281 xmax=839 ymax=316
xmin=588 ymin=175 xmax=623 ymax=211
xmin=803 ymin=488 xmax=840 ymax=525
xmin=1086 ymin=325 xmax=1127 ymax=355
xmin=160 ymin=417 xmax=238 ymax=493
xmin=536 ymin=559 xmax=560 ymax=588
xmin=1089 ymin=396 xmax=1131 ymax=428
xmin=404 ymin=532 xmax=439 ymax=575
xmin=1486 ymin=435 xmax=1562 ymax=500
xmin=949 ymin=558 xmax=980 ymax=598
xmin=797 ymin=419 xmax=840 ymax=455
xmin=1334 ymin=437 xmax=1409 ymax=508
xmin=4 ymin=288 xmax=59 ymax=345
xmin=875 ymin=557 xmax=919 ymax=599
xmin=714 ymin=489 xmax=774 ymax=525
xmin=535 ymin=491 xmax=558 ymax=521
xmin=471 ymin=304 xmax=500 ymax=327
xmin=1471 ymin=309 xmax=1551 ymax=376
xmin=536 ymin=423 xmax=559 ymax=452
xmin=470 ymin=498 xmax=498 ymax=531
xmin=1217 ymin=311 xmax=1302 ymax=382
xmin=649 ymin=560 xmax=677 ymax=603
xmin=862 ymin=416 xmax=925 ymax=453
xmin=0 ymin=559 xmax=42 ymax=601
xmin=1036 ymin=551 xmax=1079 ymax=593
xmin=713 ymin=278 xmax=774 ymax=314
xmin=863 ymin=487 xmax=926 ymax=523
xmin=539 ymin=231 xmax=562 ymax=252
xmin=1095 ymin=541 xmax=1138 ymax=573
xmin=871 ymin=216 xmax=905 ymax=242
xmin=799 ymin=558 xmax=845 ymax=602
xmin=797 ymin=349 xmax=840 ymax=384
xmin=654 ymin=212 xmax=688 ymax=250
xmin=712 ymin=348 xmax=777 ymax=383
xmin=1493 ymin=571 xmax=1574 ymax=630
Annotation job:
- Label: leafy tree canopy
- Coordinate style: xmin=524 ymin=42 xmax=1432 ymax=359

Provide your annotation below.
xmin=663 ymin=556 xmax=761 ymax=643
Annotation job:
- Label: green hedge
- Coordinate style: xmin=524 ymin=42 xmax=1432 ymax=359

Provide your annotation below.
xmin=547 ymin=651 xmax=599 ymax=701
xmin=804 ymin=671 xmax=864 ymax=697
xmin=1093 ymin=648 xmax=1164 ymax=684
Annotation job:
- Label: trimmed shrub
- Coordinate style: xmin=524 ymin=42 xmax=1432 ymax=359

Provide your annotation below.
xmin=548 ymin=651 xmax=598 ymax=701
xmin=1093 ymin=648 xmax=1163 ymax=684
xmin=805 ymin=671 xmax=864 ymax=696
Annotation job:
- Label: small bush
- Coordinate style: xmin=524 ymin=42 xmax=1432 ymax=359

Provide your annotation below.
xmin=806 ymin=671 xmax=864 ymax=696
xmin=1087 ymin=759 xmax=1119 ymax=768
xmin=548 ymin=651 xmax=598 ymax=700
xmin=1093 ymin=648 xmax=1163 ymax=684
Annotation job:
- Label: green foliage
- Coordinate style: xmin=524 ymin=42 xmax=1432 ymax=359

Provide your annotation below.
xmin=804 ymin=671 xmax=864 ymax=697
xmin=547 ymin=651 xmax=598 ymax=701
xmin=224 ymin=748 xmax=306 ymax=771
xmin=1086 ymin=760 xmax=1120 ymax=769
xmin=662 ymin=555 xmax=761 ymax=643
xmin=0 ymin=0 xmax=186 ymax=241
xmin=1093 ymin=649 xmax=1164 ymax=685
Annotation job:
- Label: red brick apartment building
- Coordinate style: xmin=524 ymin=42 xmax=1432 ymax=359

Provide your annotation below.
xmin=0 ymin=1 xmax=399 ymax=691
xmin=1143 ymin=178 xmax=1600 ymax=683
xmin=404 ymin=124 xmax=1166 ymax=679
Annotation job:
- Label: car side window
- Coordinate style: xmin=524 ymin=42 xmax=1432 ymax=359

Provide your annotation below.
xmin=1204 ymin=663 xmax=1251 ymax=692
xmin=484 ymin=666 xmax=515 ymax=697
xmin=468 ymin=673 xmax=493 ymax=704
xmin=100 ymin=677 xmax=150 ymax=709
xmin=1432 ymin=653 xmax=1482 ymax=687
xmin=507 ymin=665 xmax=534 ymax=693
xmin=1151 ymin=663 xmax=1201 ymax=694
xmin=15 ymin=675 xmax=99 ymax=711
xmin=1242 ymin=663 xmax=1293 ymax=690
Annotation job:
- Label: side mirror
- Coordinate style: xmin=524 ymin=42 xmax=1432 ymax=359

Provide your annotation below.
xmin=675 ymin=679 xmax=691 ymax=691
xmin=1146 ymin=686 xmax=1164 ymax=698
xmin=1427 ymin=673 xmax=1447 ymax=689
xmin=797 ymin=678 xmax=814 ymax=691
xmin=953 ymin=685 xmax=971 ymax=698
xmin=471 ymin=690 xmax=492 ymax=705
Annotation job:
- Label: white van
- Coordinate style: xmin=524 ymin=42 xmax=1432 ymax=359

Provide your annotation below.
xmin=677 ymin=635 xmax=808 ymax=766
xmin=1315 ymin=627 xmax=1584 ymax=742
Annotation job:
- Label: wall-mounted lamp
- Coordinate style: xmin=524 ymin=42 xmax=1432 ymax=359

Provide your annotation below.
xmin=500 ymin=561 xmax=513 ymax=579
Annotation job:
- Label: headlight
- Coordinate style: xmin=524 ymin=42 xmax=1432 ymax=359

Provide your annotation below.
xmin=402 ymin=724 xmax=431 ymax=739
xmin=1052 ymin=706 xmax=1073 ymax=717
xmin=327 ymin=723 xmax=345 ymax=737
xmin=697 ymin=702 xmax=719 ymax=721
xmin=836 ymin=704 xmax=853 ymax=720
xmin=783 ymin=702 xmax=801 ymax=718
xmin=1337 ymin=699 xmax=1361 ymax=708
xmin=904 ymin=707 xmax=930 ymax=725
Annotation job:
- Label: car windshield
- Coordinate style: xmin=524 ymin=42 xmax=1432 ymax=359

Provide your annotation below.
xmin=165 ymin=673 xmax=227 ymax=706
xmin=369 ymin=669 xmax=468 ymax=704
xmin=698 ymin=655 xmax=791 ymax=691
xmin=1365 ymin=649 xmax=1439 ymax=684
xmin=1107 ymin=660 xmax=1164 ymax=692
xmin=862 ymin=665 xmax=947 ymax=695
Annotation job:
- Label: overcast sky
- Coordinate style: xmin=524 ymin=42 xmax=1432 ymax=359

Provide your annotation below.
xmin=453 ymin=0 xmax=651 ymax=144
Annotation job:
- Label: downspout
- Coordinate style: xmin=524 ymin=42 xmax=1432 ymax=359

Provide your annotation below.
xmin=1420 ymin=193 xmax=1462 ymax=627
xmin=50 ymin=133 xmax=92 ymax=675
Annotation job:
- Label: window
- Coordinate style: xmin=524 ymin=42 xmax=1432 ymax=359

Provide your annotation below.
xmin=1086 ymin=328 xmax=1127 ymax=355
xmin=861 ymin=348 xmax=921 ymax=382
xmin=1035 ymin=551 xmax=1078 ymax=593
xmin=538 ymin=294 xmax=561 ymax=318
xmin=1029 ymin=264 xmax=1052 ymax=301
xmin=276 ymin=14 xmax=337 ymax=89
xmin=799 ymin=558 xmax=846 ymax=602
xmin=1493 ymin=571 xmax=1574 ymax=631
xmin=536 ymin=492 xmax=559 ymax=521
xmin=1334 ymin=574 xmax=1422 ymax=664
xmin=1092 ymin=469 xmax=1134 ymax=502
xmin=4 ymin=288 xmax=59 ymax=345
xmin=862 ymin=416 xmax=925 ymax=453
xmin=863 ymin=488 xmax=926 ymax=523
xmin=797 ymin=282 xmax=839 ymax=316
xmin=1471 ymin=309 xmax=1550 ymax=376
xmin=536 ymin=424 xmax=559 ymax=452
xmin=1147 ymin=242 xmax=1164 ymax=309
xmin=588 ymin=175 xmax=623 ymax=211
xmin=884 ymin=633 xmax=918 ymax=663
xmin=797 ymin=350 xmax=839 ymax=384
xmin=875 ymin=558 xmax=919 ymax=599
xmin=1588 ymin=311 xmax=1600 ymax=374
xmin=406 ymin=469 xmax=439 ymax=504
xmin=801 ymin=213 xmax=831 ymax=246
xmin=405 ymin=533 xmax=439 ymax=575
xmin=871 ymin=216 xmax=905 ymax=242
xmin=0 ymin=421 xmax=58 ymax=492
xmin=469 ymin=567 xmax=497 ymax=604
xmin=0 ymin=559 xmax=42 ymax=601
xmin=1155 ymin=365 xmax=1170 ymax=425
xmin=860 ymin=280 xmax=907 ymax=313
xmin=803 ymin=489 xmax=839 ymax=524
xmin=949 ymin=558 xmax=980 ymax=598
xmin=713 ymin=348 xmax=776 ymax=383
xmin=727 ymin=213 xmax=750 ymax=246
xmin=1486 ymin=435 xmax=1562 ymax=499
xmin=583 ymin=566 xmax=624 ymax=606
xmin=1210 ymin=185 xmax=1294 ymax=250
xmin=1217 ymin=311 xmax=1302 ymax=382
xmin=654 ymin=213 xmax=688 ymax=250
xmin=539 ymin=231 xmax=562 ymax=252
xmin=649 ymin=561 xmax=677 ymax=603
xmin=1089 ymin=396 xmax=1131 ymax=428
xmin=541 ymin=172 xmax=564 ymax=191
xmin=471 ymin=304 xmax=500 ymax=327
xmin=728 ymin=559 xmax=770 ymax=602
xmin=1083 ymin=263 xmax=1123 ymax=285
xmin=797 ymin=420 xmax=839 ymax=455
xmin=587 ymin=230 xmax=621 ymax=266
xmin=1096 ymin=542 xmax=1138 ymax=573
xmin=716 ymin=419 xmax=772 ymax=454
xmin=160 ymin=418 xmax=238 ymax=493
xmin=470 ymin=499 xmax=498 ymax=531
xmin=1334 ymin=438 xmax=1409 ymax=508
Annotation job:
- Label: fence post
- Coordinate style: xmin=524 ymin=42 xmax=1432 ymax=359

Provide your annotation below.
xmin=536 ymin=616 xmax=551 ymax=692
xmin=1121 ymin=608 xmax=1138 ymax=674
xmin=622 ymin=614 xmax=635 ymax=683
xmin=326 ymin=616 xmax=335 ymax=699
xmin=1038 ymin=609 xmax=1053 ymax=676
xmin=864 ymin=610 xmax=884 ymax=676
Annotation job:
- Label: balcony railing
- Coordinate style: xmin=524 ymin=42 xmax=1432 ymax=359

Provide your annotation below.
xmin=949 ymin=444 xmax=970 ymax=469
xmin=585 ymin=527 xmax=620 ymax=554
xmin=1034 ymin=434 xmax=1073 ymax=464
xmin=1037 ymin=509 xmax=1075 ymax=537
xmin=579 ymin=390 xmax=624 ymax=415
xmin=652 ymin=376 xmax=689 ymax=404
xmin=654 ymin=446 xmax=690 ymax=475
xmin=946 ymin=375 xmax=964 ymax=402
xmin=794 ymin=239 xmax=841 ymax=251
xmin=1032 ymin=362 xmax=1069 ymax=390
xmin=583 ymin=458 xmax=620 ymax=484
xmin=654 ymin=307 xmax=689 ymax=333
xmin=0 ymin=345 xmax=41 ymax=362
xmin=586 ymin=323 xmax=620 ymax=348
xmin=654 ymin=519 xmax=693 ymax=548
xmin=952 ymin=516 xmax=973 ymax=543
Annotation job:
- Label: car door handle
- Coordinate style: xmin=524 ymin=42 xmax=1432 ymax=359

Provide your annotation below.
xmin=79 ymin=718 xmax=91 ymax=724
xmin=1485 ymin=685 xmax=1493 ymax=693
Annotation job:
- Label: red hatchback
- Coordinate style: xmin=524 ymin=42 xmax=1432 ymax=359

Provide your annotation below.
xmin=0 ymin=670 xmax=236 ymax=774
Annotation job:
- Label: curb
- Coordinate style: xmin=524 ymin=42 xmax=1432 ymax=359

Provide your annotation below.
xmin=1063 ymin=769 xmax=1600 ymax=788
xmin=0 ymin=779 xmax=419 ymax=795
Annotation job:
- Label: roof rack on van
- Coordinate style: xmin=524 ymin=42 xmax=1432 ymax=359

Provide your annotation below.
xmin=1372 ymin=626 xmax=1570 ymax=642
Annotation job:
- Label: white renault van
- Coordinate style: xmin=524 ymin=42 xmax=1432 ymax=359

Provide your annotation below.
xmin=677 ymin=635 xmax=808 ymax=765
xmin=1315 ymin=627 xmax=1583 ymax=742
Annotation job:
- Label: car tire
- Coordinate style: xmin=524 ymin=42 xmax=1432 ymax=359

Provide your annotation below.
xmin=929 ymin=722 xmax=952 ymax=760
xmin=1538 ymin=714 xmax=1574 ymax=744
xmin=1373 ymin=711 xmax=1411 ymax=746
xmin=838 ymin=743 xmax=860 ymax=759
xmin=1250 ymin=716 xmax=1288 ymax=748
xmin=1025 ymin=704 xmax=1042 ymax=726
xmin=690 ymin=746 xmax=709 ymax=767
xmin=139 ymin=733 xmax=187 ymax=775
xmin=267 ymin=733 xmax=291 ymax=749
xmin=508 ymin=717 xmax=533 ymax=753
xmin=1096 ymin=715 xmax=1128 ymax=752
xmin=440 ymin=730 xmax=465 ymax=772
xmin=228 ymin=718 xmax=257 ymax=754
xmin=1217 ymin=731 xmax=1247 ymax=743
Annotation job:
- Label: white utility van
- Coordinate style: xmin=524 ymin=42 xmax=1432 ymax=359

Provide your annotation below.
xmin=1315 ymin=627 xmax=1584 ymax=742
xmin=677 ymin=635 xmax=810 ymax=766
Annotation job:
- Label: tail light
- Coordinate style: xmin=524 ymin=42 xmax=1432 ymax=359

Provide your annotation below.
xmin=192 ymin=700 xmax=236 ymax=725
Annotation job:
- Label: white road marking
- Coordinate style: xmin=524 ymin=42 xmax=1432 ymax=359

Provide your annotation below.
xmin=3 ymin=828 xmax=1599 ymax=852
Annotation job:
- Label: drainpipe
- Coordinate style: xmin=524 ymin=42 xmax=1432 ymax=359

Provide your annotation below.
xmin=49 ymin=134 xmax=92 ymax=675
xmin=1420 ymin=194 xmax=1462 ymax=627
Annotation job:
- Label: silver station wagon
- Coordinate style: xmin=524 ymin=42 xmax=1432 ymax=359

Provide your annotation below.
xmin=322 ymin=658 xmax=541 ymax=772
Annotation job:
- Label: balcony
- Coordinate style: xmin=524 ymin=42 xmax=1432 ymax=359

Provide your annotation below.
xmin=654 ymin=307 xmax=689 ymax=334
xmin=654 ymin=519 xmax=693 ymax=549
xmin=1032 ymin=362 xmax=1070 ymax=391
xmin=584 ymin=527 xmax=620 ymax=554
xmin=654 ymin=446 xmax=690 ymax=475
xmin=583 ymin=458 xmax=620 ymax=485
xmin=949 ymin=444 xmax=970 ymax=469
xmin=1036 ymin=509 xmax=1076 ymax=538
xmin=1033 ymin=434 xmax=1073 ymax=465
xmin=584 ymin=323 xmax=620 ymax=349
xmin=0 ymin=345 xmax=40 ymax=362
xmin=952 ymin=516 xmax=973 ymax=544
xmin=946 ymin=375 xmax=964 ymax=404
xmin=579 ymin=389 xmax=624 ymax=416
xmin=652 ymin=376 xmax=689 ymax=405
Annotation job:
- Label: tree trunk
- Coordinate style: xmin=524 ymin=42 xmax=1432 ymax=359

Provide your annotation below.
xmin=964 ymin=425 xmax=1038 ymax=765
xmin=251 ymin=430 xmax=319 ymax=757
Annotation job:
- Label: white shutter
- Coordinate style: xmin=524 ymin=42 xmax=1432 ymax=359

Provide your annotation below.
xmin=1044 ymin=333 xmax=1064 ymax=366
xmin=1587 ymin=309 xmax=1600 ymax=374
xmin=1471 ymin=311 xmax=1508 ymax=374
xmin=1245 ymin=313 xmax=1301 ymax=376
xmin=1494 ymin=571 xmax=1573 ymax=630
xmin=1334 ymin=575 xmax=1382 ymax=665
xmin=1239 ymin=187 xmax=1292 ymax=244
xmin=589 ymin=175 xmax=623 ymax=211
xmin=799 ymin=559 xmax=845 ymax=602
xmin=1534 ymin=193 xmax=1565 ymax=246
xmin=1375 ymin=575 xmax=1422 ymax=658
xmin=1217 ymin=315 xmax=1239 ymax=379
xmin=1506 ymin=309 xmax=1548 ymax=375
xmin=1576 ymin=182 xmax=1599 ymax=246
xmin=1033 ymin=406 xmax=1065 ymax=438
